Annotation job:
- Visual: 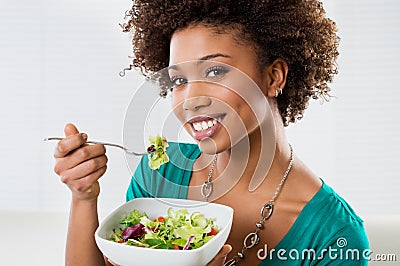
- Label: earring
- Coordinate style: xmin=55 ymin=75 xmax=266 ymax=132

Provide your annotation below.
xmin=275 ymin=87 xmax=281 ymax=98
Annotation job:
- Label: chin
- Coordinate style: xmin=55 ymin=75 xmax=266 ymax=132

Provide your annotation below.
xmin=196 ymin=130 xmax=233 ymax=155
xmin=197 ymin=139 xmax=228 ymax=155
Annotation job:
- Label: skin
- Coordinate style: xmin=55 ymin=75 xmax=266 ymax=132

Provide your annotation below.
xmin=170 ymin=25 xmax=323 ymax=265
xmin=54 ymin=24 xmax=322 ymax=266
xmin=53 ymin=124 xmax=108 ymax=266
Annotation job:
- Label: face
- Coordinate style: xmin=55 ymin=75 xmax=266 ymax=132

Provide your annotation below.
xmin=168 ymin=24 xmax=269 ymax=154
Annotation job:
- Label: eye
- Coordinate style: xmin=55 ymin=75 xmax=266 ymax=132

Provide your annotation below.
xmin=205 ymin=66 xmax=229 ymax=78
xmin=169 ymin=76 xmax=187 ymax=87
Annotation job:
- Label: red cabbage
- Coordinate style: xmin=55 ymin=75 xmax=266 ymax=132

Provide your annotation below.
xmin=121 ymin=224 xmax=145 ymax=241
xmin=183 ymin=235 xmax=194 ymax=250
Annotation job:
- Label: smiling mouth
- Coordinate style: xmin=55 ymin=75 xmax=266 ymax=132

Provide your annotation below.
xmin=192 ymin=119 xmax=217 ymax=132
xmin=187 ymin=114 xmax=225 ymax=140
xmin=188 ymin=114 xmax=225 ymax=129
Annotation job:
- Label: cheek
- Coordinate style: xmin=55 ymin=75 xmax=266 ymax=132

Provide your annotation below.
xmin=224 ymin=91 xmax=249 ymax=116
xmin=228 ymin=92 xmax=258 ymax=129
xmin=170 ymin=92 xmax=186 ymax=123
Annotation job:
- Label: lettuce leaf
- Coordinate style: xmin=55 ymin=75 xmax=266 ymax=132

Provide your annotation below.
xmin=147 ymin=135 xmax=169 ymax=170
xmin=110 ymin=207 xmax=218 ymax=250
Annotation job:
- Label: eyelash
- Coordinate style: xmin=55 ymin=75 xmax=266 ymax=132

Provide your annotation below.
xmin=205 ymin=66 xmax=229 ymax=78
xmin=169 ymin=76 xmax=187 ymax=88
xmin=169 ymin=65 xmax=230 ymax=90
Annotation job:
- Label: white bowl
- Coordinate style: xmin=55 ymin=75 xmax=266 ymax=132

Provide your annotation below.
xmin=95 ymin=198 xmax=234 ymax=266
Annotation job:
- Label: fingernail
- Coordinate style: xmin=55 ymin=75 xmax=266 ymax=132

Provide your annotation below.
xmin=82 ymin=133 xmax=88 ymax=140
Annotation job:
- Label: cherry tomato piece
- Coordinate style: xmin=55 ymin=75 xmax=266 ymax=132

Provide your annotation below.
xmin=207 ymin=227 xmax=218 ymax=236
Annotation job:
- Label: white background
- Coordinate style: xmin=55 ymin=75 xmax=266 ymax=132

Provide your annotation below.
xmin=0 ymin=0 xmax=399 ymax=264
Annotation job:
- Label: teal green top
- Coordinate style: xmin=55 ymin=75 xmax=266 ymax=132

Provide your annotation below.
xmin=126 ymin=142 xmax=370 ymax=265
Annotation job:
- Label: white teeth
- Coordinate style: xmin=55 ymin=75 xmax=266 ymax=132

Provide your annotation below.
xmin=194 ymin=123 xmax=202 ymax=131
xmin=192 ymin=119 xmax=218 ymax=132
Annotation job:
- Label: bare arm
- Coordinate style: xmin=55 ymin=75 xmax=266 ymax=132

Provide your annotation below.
xmin=53 ymin=123 xmax=109 ymax=266
xmin=66 ymin=198 xmax=105 ymax=266
xmin=55 ymin=124 xmax=231 ymax=266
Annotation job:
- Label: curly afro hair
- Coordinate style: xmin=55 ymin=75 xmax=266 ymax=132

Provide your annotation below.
xmin=120 ymin=0 xmax=339 ymax=126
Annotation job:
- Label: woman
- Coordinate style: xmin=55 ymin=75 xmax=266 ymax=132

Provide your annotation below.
xmin=53 ymin=0 xmax=369 ymax=265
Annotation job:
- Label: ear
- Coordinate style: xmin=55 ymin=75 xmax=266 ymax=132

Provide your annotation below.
xmin=262 ymin=59 xmax=288 ymax=98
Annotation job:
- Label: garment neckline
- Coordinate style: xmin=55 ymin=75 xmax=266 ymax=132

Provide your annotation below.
xmin=269 ymin=180 xmax=327 ymax=250
xmin=185 ymin=142 xmax=327 ymax=251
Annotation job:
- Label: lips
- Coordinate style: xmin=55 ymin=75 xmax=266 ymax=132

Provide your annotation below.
xmin=187 ymin=114 xmax=225 ymax=141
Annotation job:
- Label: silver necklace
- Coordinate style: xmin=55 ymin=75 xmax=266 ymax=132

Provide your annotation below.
xmin=224 ymin=144 xmax=294 ymax=266
xmin=201 ymin=154 xmax=218 ymax=201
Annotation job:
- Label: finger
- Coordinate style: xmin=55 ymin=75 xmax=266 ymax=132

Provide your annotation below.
xmin=54 ymin=133 xmax=88 ymax=158
xmin=55 ymin=144 xmax=106 ymax=173
xmin=64 ymin=123 xmax=79 ymax=136
xmin=69 ymin=165 xmax=107 ymax=193
xmin=106 ymin=257 xmax=119 ymax=266
xmin=207 ymin=244 xmax=232 ymax=266
xmin=60 ymin=155 xmax=108 ymax=185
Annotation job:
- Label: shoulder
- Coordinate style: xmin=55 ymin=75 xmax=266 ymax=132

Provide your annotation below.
xmin=301 ymin=181 xmax=370 ymax=263
xmin=285 ymin=180 xmax=367 ymax=235
xmin=162 ymin=142 xmax=201 ymax=171
xmin=319 ymin=182 xmax=369 ymax=245
xmin=125 ymin=142 xmax=201 ymax=200
xmin=304 ymin=181 xmax=368 ymax=242
xmin=136 ymin=142 xmax=200 ymax=173
xmin=167 ymin=142 xmax=200 ymax=157
xmin=269 ymin=181 xmax=369 ymax=264
xmin=315 ymin=181 xmax=365 ymax=224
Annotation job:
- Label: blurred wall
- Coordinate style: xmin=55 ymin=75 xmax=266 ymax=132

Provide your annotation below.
xmin=1 ymin=0 xmax=399 ymax=218
xmin=0 ymin=0 xmax=399 ymax=264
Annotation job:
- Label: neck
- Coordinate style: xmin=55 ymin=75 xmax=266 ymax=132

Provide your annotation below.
xmin=214 ymin=109 xmax=292 ymax=195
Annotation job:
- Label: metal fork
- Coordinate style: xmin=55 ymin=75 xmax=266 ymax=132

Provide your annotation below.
xmin=43 ymin=137 xmax=147 ymax=156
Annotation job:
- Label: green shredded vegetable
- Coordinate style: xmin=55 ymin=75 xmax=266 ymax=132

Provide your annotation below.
xmin=109 ymin=208 xmax=219 ymax=250
xmin=147 ymin=135 xmax=169 ymax=170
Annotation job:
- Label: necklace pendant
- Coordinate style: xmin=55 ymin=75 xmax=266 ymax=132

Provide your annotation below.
xmin=201 ymin=181 xmax=213 ymax=200
xmin=224 ymin=258 xmax=237 ymax=266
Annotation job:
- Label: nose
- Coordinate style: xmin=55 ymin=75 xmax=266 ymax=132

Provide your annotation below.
xmin=182 ymin=82 xmax=212 ymax=111
xmin=183 ymin=96 xmax=212 ymax=111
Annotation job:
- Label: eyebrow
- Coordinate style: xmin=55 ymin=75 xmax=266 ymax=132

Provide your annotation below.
xmin=199 ymin=53 xmax=231 ymax=61
xmin=168 ymin=53 xmax=231 ymax=70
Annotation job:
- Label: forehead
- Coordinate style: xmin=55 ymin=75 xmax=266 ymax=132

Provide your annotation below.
xmin=169 ymin=24 xmax=246 ymax=65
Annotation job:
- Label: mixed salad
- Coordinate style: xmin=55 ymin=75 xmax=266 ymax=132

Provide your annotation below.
xmin=109 ymin=208 xmax=219 ymax=250
xmin=147 ymin=135 xmax=169 ymax=170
